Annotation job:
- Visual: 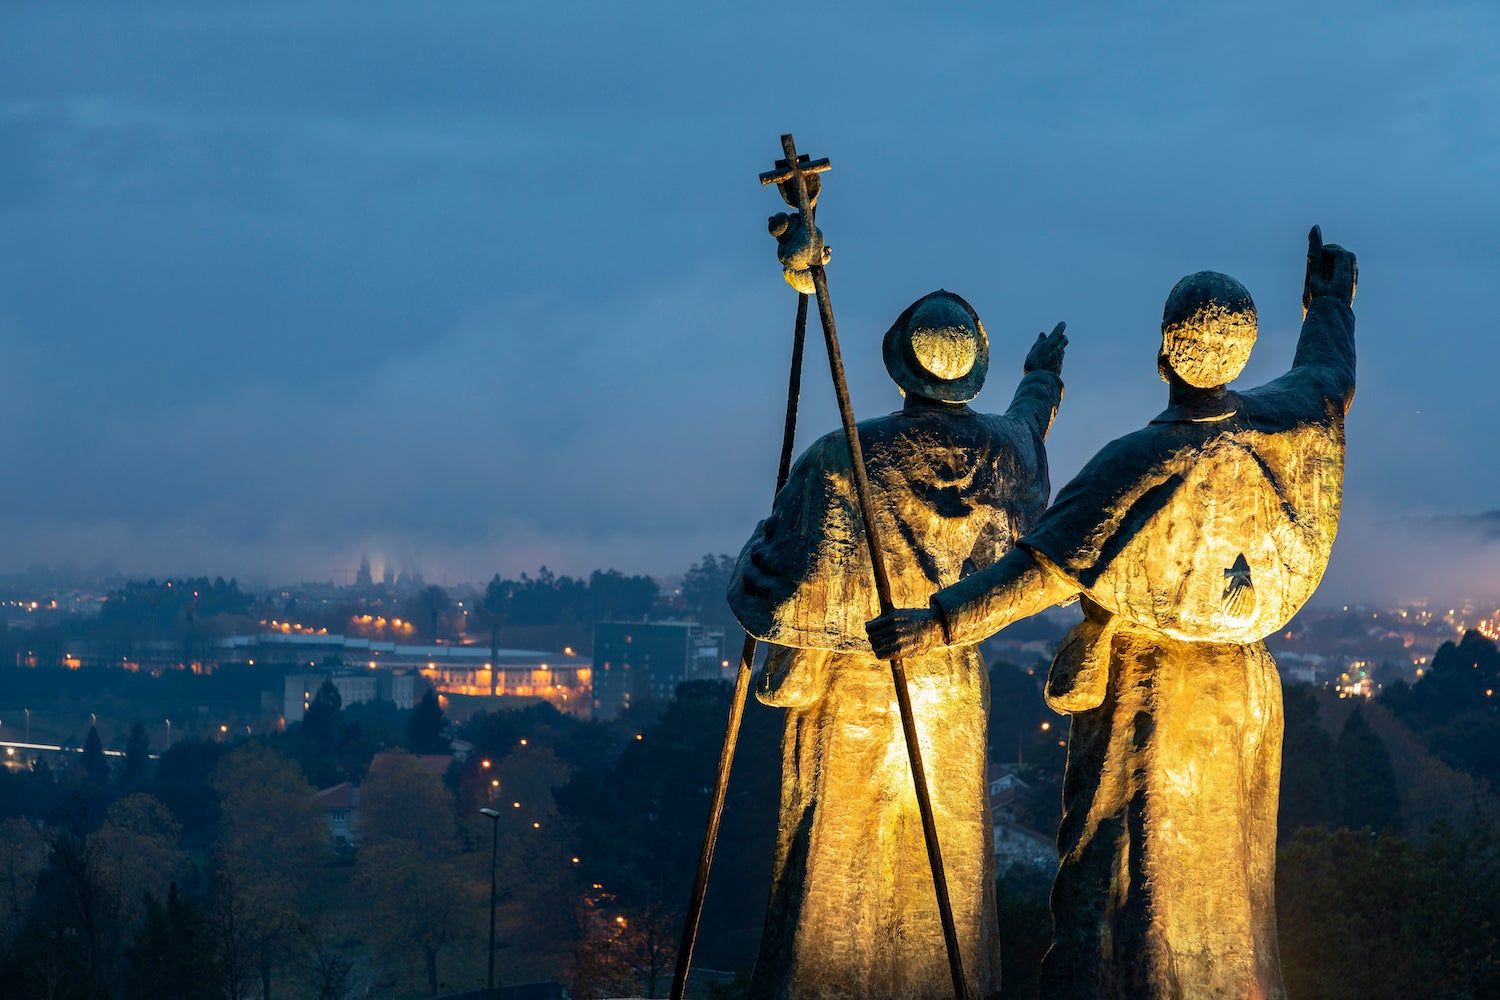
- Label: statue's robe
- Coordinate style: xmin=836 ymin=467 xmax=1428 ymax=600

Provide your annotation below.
xmin=730 ymin=371 xmax=1062 ymax=1000
xmin=936 ymin=296 xmax=1356 ymax=1000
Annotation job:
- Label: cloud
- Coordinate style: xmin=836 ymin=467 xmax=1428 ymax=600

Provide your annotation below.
xmin=1 ymin=2 xmax=1498 ymax=598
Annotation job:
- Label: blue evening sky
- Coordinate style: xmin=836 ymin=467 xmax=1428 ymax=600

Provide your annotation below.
xmin=2 ymin=2 xmax=1497 ymax=602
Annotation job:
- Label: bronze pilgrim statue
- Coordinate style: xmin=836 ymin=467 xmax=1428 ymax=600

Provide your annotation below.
xmin=729 ymin=276 xmax=1068 ymax=997
xmin=870 ymin=228 xmax=1358 ymax=999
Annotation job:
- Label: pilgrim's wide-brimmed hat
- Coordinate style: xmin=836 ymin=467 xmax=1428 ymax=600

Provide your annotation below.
xmin=882 ymin=290 xmax=989 ymax=403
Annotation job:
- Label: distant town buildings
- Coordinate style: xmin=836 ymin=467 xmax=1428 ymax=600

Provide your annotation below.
xmin=591 ymin=621 xmax=727 ymax=720
xmin=988 ymin=764 xmax=1056 ymax=872
xmin=249 ymin=633 xmax=592 ymax=719
xmin=282 ymin=667 xmax=420 ymax=722
xmin=316 ymin=782 xmax=359 ymax=844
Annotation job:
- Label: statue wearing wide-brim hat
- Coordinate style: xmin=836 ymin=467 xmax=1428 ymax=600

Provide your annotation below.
xmin=729 ymin=277 xmax=1068 ymax=999
xmin=881 ymin=290 xmax=992 ymax=404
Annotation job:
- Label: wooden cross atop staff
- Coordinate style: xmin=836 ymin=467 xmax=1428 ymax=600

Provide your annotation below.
xmin=765 ymin=134 xmax=970 ymax=1000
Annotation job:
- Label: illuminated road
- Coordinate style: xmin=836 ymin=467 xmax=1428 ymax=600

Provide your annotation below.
xmin=0 ymin=739 xmax=159 ymax=760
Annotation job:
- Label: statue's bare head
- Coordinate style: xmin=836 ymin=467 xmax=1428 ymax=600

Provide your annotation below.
xmin=883 ymin=290 xmax=989 ymax=404
xmin=1159 ymin=271 xmax=1257 ymax=389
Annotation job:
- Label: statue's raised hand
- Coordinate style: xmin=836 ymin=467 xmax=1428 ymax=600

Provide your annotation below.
xmin=1024 ymin=321 xmax=1068 ymax=376
xmin=1303 ymin=225 xmax=1357 ymax=313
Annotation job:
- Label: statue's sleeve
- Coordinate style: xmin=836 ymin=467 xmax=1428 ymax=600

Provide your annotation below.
xmin=1003 ymin=370 xmax=1064 ymax=443
xmin=1243 ymin=296 xmax=1356 ymax=419
xmin=727 ymin=432 xmax=876 ymax=652
xmin=930 ymin=546 xmax=1077 ymax=647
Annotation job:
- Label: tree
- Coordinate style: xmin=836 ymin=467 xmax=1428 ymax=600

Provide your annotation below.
xmin=211 ymin=744 xmax=326 ymax=1000
xmin=0 ymin=817 xmax=46 ymax=946
xmin=358 ymin=751 xmax=455 ymax=851
xmin=124 ymin=884 xmax=223 ymax=1000
xmin=558 ymin=681 xmax=781 ymax=968
xmin=122 ymin=721 xmax=152 ymax=788
xmin=297 ymin=914 xmax=363 ymax=1000
xmin=680 ymin=554 xmax=737 ymax=629
xmin=355 ymin=752 xmax=470 ymax=995
xmin=303 ymin=679 xmax=345 ymax=752
xmin=993 ymin=865 xmax=1054 ymax=1000
xmin=1336 ymin=704 xmax=1401 ymax=832
xmin=1278 ymin=682 xmax=1339 ymax=838
xmin=987 ymin=659 xmax=1050 ymax=766
xmin=407 ymin=689 xmax=449 ymax=755
xmin=83 ymin=724 xmax=110 ymax=785
xmin=151 ymin=737 xmax=228 ymax=846
xmin=1276 ymin=824 xmax=1500 ymax=998
xmin=91 ymin=793 xmax=184 ymax=930
xmin=356 ymin=844 xmax=471 ymax=996
xmin=12 ymin=833 xmax=122 ymax=999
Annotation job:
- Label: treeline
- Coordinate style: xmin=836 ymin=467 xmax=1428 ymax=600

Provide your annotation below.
xmin=0 ymin=673 xmax=775 ymax=999
xmin=2 ymin=556 xmax=746 ymax=662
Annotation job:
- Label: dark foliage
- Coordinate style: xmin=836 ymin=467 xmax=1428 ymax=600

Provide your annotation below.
xmin=406 ymin=689 xmax=450 ymax=755
xmin=1335 ymin=704 xmax=1402 ymax=832
xmin=121 ymin=722 xmax=152 ymax=789
xmin=124 ymin=884 xmax=224 ymax=1000
xmin=557 ymin=680 xmax=780 ymax=970
xmin=1277 ymin=824 xmax=1500 ymax=998
xmin=680 ymin=554 xmax=740 ymax=631
xmin=82 ymin=725 xmax=110 ymax=786
xmin=1278 ymin=682 xmax=1340 ymax=837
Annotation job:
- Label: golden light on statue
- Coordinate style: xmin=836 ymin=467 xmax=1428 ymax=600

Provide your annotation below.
xmin=676 ymin=138 xmax=1357 ymax=1000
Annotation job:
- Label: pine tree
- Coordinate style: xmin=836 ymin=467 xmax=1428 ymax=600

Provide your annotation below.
xmin=122 ymin=722 xmax=151 ymax=788
xmin=302 ymin=679 xmax=344 ymax=753
xmin=1336 ymin=704 xmax=1401 ymax=832
xmin=406 ymin=689 xmax=448 ymax=754
xmin=82 ymin=725 xmax=110 ymax=786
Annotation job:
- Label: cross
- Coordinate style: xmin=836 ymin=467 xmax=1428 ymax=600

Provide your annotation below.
xmin=759 ymin=150 xmax=831 ymax=208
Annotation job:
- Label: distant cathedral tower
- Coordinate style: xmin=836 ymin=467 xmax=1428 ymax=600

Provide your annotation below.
xmin=355 ymin=554 xmax=373 ymax=589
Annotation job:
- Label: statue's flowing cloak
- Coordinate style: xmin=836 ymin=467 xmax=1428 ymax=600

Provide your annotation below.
xmin=730 ymin=371 xmax=1061 ymax=1000
xmin=938 ymin=296 xmax=1355 ymax=1000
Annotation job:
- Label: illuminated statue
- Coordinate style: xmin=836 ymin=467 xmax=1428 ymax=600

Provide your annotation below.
xmin=869 ymin=229 xmax=1357 ymax=999
xmin=729 ymin=288 xmax=1067 ymax=999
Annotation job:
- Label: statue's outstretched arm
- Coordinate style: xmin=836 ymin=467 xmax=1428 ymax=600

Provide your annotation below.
xmin=1291 ymin=226 xmax=1357 ymax=393
xmin=932 ymin=546 xmax=1076 ymax=646
xmin=867 ymin=546 xmax=1076 ymax=659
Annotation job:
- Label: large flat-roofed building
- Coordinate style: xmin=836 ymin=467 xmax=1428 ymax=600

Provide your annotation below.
xmin=591 ymin=621 xmax=727 ymax=720
xmin=234 ymin=633 xmax=592 ymax=718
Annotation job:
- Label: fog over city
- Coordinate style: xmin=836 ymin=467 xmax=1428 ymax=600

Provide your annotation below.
xmin=4 ymin=2 xmax=1498 ymax=603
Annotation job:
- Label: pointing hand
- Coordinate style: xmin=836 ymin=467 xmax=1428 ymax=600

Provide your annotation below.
xmin=1024 ymin=321 xmax=1069 ymax=376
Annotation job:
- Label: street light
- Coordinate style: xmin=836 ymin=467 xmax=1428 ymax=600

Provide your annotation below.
xmin=479 ymin=807 xmax=502 ymax=998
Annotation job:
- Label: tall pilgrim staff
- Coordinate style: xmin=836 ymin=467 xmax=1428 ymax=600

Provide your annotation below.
xmin=668 ymin=159 xmax=819 ymax=1000
xmin=669 ymin=135 xmax=970 ymax=1000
